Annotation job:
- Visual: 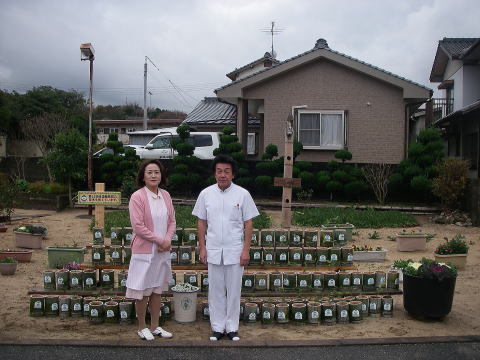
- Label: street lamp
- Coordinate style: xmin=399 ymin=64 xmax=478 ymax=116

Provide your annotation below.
xmin=80 ymin=43 xmax=94 ymax=215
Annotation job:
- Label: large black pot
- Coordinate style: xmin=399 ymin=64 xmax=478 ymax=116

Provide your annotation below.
xmin=403 ymin=273 xmax=456 ymax=319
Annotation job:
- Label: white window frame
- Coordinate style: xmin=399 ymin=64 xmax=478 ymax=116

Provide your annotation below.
xmin=297 ymin=110 xmax=346 ymax=150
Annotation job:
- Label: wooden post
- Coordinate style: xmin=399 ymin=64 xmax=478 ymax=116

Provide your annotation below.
xmin=282 ymin=114 xmax=294 ymax=228
xmin=94 ymin=183 xmax=105 ymax=228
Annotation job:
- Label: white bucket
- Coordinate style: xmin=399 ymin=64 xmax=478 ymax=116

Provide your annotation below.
xmin=172 ymin=290 xmax=199 ymax=323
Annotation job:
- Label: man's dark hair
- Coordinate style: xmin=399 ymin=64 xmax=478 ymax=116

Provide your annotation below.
xmin=137 ymin=159 xmax=169 ymax=188
xmin=212 ymin=154 xmax=237 ymax=176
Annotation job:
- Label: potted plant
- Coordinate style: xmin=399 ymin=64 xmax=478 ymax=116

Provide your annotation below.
xmin=434 ymin=234 xmax=469 ymax=270
xmin=0 ymin=249 xmax=33 ymax=263
xmin=321 ymin=222 xmax=355 ymax=243
xmin=0 ymin=257 xmax=18 ymax=275
xmin=396 ymin=229 xmax=427 ymax=252
xmin=0 ymin=223 xmax=7 ymax=233
xmin=47 ymin=240 xmax=86 ymax=269
xmin=13 ymin=224 xmax=47 ymax=249
xmin=398 ymin=257 xmax=457 ymax=319
xmin=352 ymin=245 xmax=387 ymax=262
xmin=391 ymin=259 xmax=414 ymax=282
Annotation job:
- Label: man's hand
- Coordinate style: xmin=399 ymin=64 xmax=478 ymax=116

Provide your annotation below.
xmin=199 ymin=247 xmax=207 ymax=264
xmin=240 ymin=249 xmax=250 ymax=266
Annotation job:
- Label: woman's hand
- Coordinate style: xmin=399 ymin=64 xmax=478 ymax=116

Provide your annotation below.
xmin=157 ymin=240 xmax=171 ymax=252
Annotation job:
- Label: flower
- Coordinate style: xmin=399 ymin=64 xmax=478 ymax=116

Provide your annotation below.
xmin=397 ymin=257 xmax=457 ymax=280
xmin=435 ymin=234 xmax=469 ymax=255
xmin=14 ymin=224 xmax=47 ymax=235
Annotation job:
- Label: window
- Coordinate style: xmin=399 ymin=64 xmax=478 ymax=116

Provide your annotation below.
xmin=247 ymin=133 xmax=256 ymax=155
xmin=297 ymin=110 xmax=345 ymax=150
xmin=191 ymin=134 xmax=213 ymax=147
xmin=120 ymin=128 xmax=126 ymax=134
xmin=152 ymin=135 xmax=178 ymax=149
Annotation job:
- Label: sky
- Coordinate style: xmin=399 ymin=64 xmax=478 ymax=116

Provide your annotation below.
xmin=0 ymin=0 xmax=478 ymax=113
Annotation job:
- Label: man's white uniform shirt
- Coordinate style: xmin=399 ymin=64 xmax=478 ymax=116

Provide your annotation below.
xmin=192 ymin=183 xmax=259 ymax=265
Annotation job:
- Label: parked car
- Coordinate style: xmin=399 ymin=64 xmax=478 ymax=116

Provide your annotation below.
xmin=93 ymin=145 xmax=143 ymax=158
xmin=136 ymin=132 xmax=220 ymax=160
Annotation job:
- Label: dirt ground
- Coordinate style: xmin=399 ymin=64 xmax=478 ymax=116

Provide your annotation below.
xmin=0 ymin=208 xmax=479 ymax=342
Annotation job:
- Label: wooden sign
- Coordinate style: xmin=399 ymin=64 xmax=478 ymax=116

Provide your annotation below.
xmin=77 ymin=191 xmax=121 ymax=205
xmin=274 ymin=177 xmax=302 ymax=188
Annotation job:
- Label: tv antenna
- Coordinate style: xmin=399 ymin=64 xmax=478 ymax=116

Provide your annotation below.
xmin=260 ymin=21 xmax=284 ymax=58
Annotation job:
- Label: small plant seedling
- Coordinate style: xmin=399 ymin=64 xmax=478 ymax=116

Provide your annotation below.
xmin=368 ymin=231 xmax=381 ymax=240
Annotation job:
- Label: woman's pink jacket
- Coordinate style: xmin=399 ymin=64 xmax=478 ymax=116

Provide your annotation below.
xmin=129 ymin=187 xmax=176 ymax=254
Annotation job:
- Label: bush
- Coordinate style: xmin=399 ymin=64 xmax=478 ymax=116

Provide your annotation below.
xmin=344 ymin=180 xmax=367 ymax=195
xmin=432 ymin=158 xmax=469 ymax=210
xmin=326 ymin=180 xmax=343 ymax=193
xmin=120 ymin=176 xmax=137 ymax=199
xmin=255 ymin=175 xmax=273 ymax=194
xmin=28 ymin=181 xmax=47 ymax=193
xmin=410 ymin=175 xmax=431 ymax=192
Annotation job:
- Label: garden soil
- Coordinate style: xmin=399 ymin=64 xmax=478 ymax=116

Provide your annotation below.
xmin=0 ymin=208 xmax=479 ymax=342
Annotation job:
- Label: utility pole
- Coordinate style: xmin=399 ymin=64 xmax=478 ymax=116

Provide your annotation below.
xmin=143 ymin=56 xmax=160 ymax=130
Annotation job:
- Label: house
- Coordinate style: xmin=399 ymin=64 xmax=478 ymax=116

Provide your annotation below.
xmin=430 ymin=37 xmax=480 ymax=179
xmin=211 ymin=39 xmax=431 ymax=164
xmin=94 ymin=118 xmax=183 ymax=144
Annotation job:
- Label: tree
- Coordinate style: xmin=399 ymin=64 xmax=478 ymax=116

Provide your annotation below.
xmin=432 ymin=158 xmax=469 ymax=210
xmin=362 ymin=163 xmax=393 ymax=204
xmin=44 ymin=129 xmax=88 ymax=206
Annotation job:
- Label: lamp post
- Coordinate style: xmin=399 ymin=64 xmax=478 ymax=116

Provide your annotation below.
xmin=80 ymin=43 xmax=95 ymax=215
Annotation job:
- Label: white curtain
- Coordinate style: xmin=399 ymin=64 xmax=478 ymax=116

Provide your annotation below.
xmin=299 ymin=113 xmax=343 ymax=147
xmin=320 ymin=114 xmax=343 ymax=146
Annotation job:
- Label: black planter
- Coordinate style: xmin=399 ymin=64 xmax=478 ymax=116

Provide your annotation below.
xmin=403 ymin=273 xmax=456 ymax=319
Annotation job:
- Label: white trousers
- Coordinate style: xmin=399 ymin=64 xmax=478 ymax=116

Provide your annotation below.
xmin=207 ymin=261 xmax=243 ymax=333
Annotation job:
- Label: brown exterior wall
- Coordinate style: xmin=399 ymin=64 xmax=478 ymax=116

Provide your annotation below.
xmin=242 ymin=59 xmax=406 ymax=164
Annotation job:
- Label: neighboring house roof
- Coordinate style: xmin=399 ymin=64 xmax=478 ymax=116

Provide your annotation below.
xmin=226 ymin=52 xmax=280 ymax=81
xmin=430 ymin=37 xmax=480 ymax=82
xmin=93 ymin=118 xmax=182 ymax=126
xmin=216 ymin=38 xmax=431 ymax=100
xmin=434 ymin=99 xmax=480 ymax=126
xmin=183 ymin=97 xmax=259 ymax=126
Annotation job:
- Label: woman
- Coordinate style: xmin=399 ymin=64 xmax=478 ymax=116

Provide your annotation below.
xmin=126 ymin=159 xmax=175 ymax=340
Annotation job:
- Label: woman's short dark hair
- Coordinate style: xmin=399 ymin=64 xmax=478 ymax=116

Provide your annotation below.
xmin=212 ymin=154 xmax=237 ymax=176
xmin=137 ymin=159 xmax=169 ymax=188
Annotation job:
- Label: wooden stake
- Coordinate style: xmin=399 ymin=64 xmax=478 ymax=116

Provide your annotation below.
xmin=94 ymin=183 xmax=105 ymax=228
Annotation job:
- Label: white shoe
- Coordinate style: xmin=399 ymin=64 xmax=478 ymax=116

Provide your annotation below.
xmin=137 ymin=328 xmax=155 ymax=341
xmin=152 ymin=326 xmax=173 ymax=338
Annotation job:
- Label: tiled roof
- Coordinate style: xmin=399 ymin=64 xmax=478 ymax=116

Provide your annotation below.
xmin=226 ymin=52 xmax=280 ymax=80
xmin=216 ymin=42 xmax=431 ymax=92
xmin=439 ymin=38 xmax=479 ymax=59
xmin=183 ymin=97 xmax=259 ymax=125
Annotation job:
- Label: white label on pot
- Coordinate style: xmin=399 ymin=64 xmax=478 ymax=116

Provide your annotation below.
xmin=283 ymin=279 xmax=290 ymax=286
xmin=280 ymin=254 xmax=287 ymax=261
xmin=352 ymin=309 xmax=360 ymax=317
xmin=121 ymin=279 xmax=127 ymax=287
xmin=339 ymin=234 xmax=345 ymax=241
xmin=252 ymin=234 xmax=257 ymax=241
xmin=71 ymin=278 xmax=79 ymax=286
xmin=94 ymin=231 xmax=102 ymax=239
xmin=299 ymin=280 xmax=307 ymax=287
xmin=331 ymin=254 xmax=338 ymax=261
xmin=266 ymin=235 xmax=272 ymax=242
xmin=347 ymin=254 xmax=353 ymax=261
xmin=314 ymin=279 xmax=321 ymax=287
xmin=44 ymin=275 xmax=52 ymax=283
xmin=312 ymin=235 xmax=318 ymax=242
xmin=189 ymin=233 xmax=196 ymax=241
xmin=171 ymin=252 xmax=177 ymax=260
xmin=189 ymin=276 xmax=196 ymax=283
xmin=51 ymin=303 xmax=58 ymax=311
xmin=328 ymin=279 xmax=335 ymax=287
xmin=164 ymin=307 xmax=170 ymax=314
xmin=319 ymin=255 xmax=326 ymax=262
xmin=121 ymin=311 xmax=128 ymax=319
xmin=340 ymin=310 xmax=348 ymax=318
xmin=106 ymin=310 xmax=114 ymax=318
xmin=295 ymin=312 xmax=303 ymax=320
xmin=395 ymin=278 xmax=399 ymax=285
xmin=265 ymin=254 xmax=273 ymax=261
xmin=263 ymin=311 xmax=271 ymax=319
xmin=112 ymin=251 xmax=119 ymax=259
xmin=384 ymin=303 xmax=391 ymax=311
xmin=91 ymin=309 xmax=98 ymax=317
xmin=311 ymin=311 xmax=319 ymax=319
xmin=248 ymin=313 xmax=256 ymax=320
xmin=244 ymin=279 xmax=252 ymax=287
xmin=84 ymin=304 xmax=90 ymax=311
xmin=126 ymin=233 xmax=132 ymax=241
xmin=61 ymin=304 xmax=68 ymax=312
xmin=254 ymin=252 xmax=261 ymax=259
xmin=74 ymin=304 xmax=81 ymax=311
xmin=168 ymin=278 xmax=175 ymax=286
xmin=294 ymin=235 xmax=300 ymax=242
xmin=325 ymin=309 xmax=332 ymax=317
xmin=204 ymin=308 xmax=209 ymax=315
xmin=370 ymin=302 xmax=377 ymax=310
xmin=86 ymin=278 xmax=94 ymax=286
xmin=57 ymin=277 xmax=64 ymax=285
xmin=325 ymin=235 xmax=331 ymax=241
xmin=343 ymin=278 xmax=350 ymax=286
xmin=362 ymin=304 xmax=367 ymax=311
xmin=278 ymin=312 xmax=285 ymax=320
xmin=172 ymin=234 xmax=178 ymax=241
xmin=34 ymin=301 xmax=42 ymax=309
xmin=93 ymin=252 xmax=100 ymax=260
xmin=182 ymin=253 xmax=190 ymax=260
xmin=353 ymin=278 xmax=361 ymax=285
xmin=203 ymin=278 xmax=209 ymax=285
xmin=273 ymin=279 xmax=281 ymax=286
xmin=259 ymin=279 xmax=266 ymax=286
xmin=368 ymin=278 xmax=374 ymax=285
xmin=111 ymin=232 xmax=117 ymax=239
xmin=305 ymin=254 xmax=312 ymax=261
xmin=280 ymin=235 xmax=286 ymax=242
xmin=379 ymin=277 xmax=386 ymax=285
xmin=293 ymin=253 xmax=301 ymax=260
xmin=103 ymin=274 xmax=110 ymax=282
xmin=240 ymin=306 xmax=244 ymax=314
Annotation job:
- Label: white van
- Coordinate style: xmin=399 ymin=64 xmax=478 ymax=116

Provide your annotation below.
xmin=136 ymin=131 xmax=221 ymax=160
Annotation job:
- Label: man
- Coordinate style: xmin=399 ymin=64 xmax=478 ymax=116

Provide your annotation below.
xmin=192 ymin=154 xmax=259 ymax=341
